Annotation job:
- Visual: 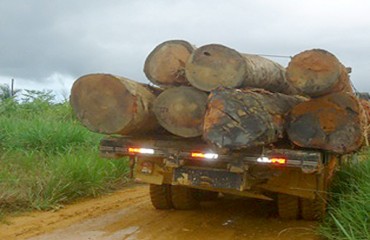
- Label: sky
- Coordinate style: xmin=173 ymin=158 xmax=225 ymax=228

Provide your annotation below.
xmin=0 ymin=0 xmax=369 ymax=100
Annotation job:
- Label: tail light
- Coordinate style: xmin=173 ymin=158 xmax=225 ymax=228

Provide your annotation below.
xmin=191 ymin=152 xmax=219 ymax=160
xmin=128 ymin=147 xmax=155 ymax=154
xmin=257 ymin=156 xmax=287 ymax=165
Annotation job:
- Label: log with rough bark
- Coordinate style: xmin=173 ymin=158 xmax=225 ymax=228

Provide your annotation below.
xmin=153 ymin=86 xmax=208 ymax=138
xmin=287 ymin=92 xmax=366 ymax=154
xmin=185 ymin=44 xmax=297 ymax=94
xmin=286 ymin=49 xmax=352 ymax=97
xmin=144 ymin=40 xmax=194 ymax=87
xmin=70 ymin=73 xmax=161 ymax=135
xmin=203 ymin=88 xmax=306 ymax=150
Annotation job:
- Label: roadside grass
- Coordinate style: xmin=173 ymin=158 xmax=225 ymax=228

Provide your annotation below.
xmin=319 ymin=148 xmax=370 ymax=240
xmin=0 ymin=97 xmax=129 ymax=220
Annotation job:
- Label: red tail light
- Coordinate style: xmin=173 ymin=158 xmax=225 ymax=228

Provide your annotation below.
xmin=270 ymin=157 xmax=286 ymax=165
xmin=128 ymin=147 xmax=154 ymax=154
xmin=191 ymin=152 xmax=218 ymax=159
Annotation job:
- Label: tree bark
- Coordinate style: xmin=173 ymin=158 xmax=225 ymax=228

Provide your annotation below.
xmin=153 ymin=86 xmax=208 ymax=138
xmin=185 ymin=44 xmax=297 ymax=94
xmin=287 ymin=92 xmax=366 ymax=154
xmin=70 ymin=73 xmax=161 ymax=135
xmin=203 ymin=88 xmax=306 ymax=150
xmin=144 ymin=40 xmax=194 ymax=87
xmin=286 ymin=49 xmax=352 ymax=97
xmin=242 ymin=54 xmax=298 ymax=94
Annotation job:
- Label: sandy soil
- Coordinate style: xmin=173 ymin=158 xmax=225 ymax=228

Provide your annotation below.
xmin=0 ymin=183 xmax=320 ymax=240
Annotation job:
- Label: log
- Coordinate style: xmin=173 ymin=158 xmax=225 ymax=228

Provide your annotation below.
xmin=144 ymin=40 xmax=194 ymax=87
xmin=185 ymin=44 xmax=246 ymax=92
xmin=242 ymin=53 xmax=298 ymax=95
xmin=286 ymin=49 xmax=353 ymax=97
xmin=359 ymin=99 xmax=370 ymax=145
xmin=203 ymin=88 xmax=306 ymax=150
xmin=153 ymin=86 xmax=208 ymax=138
xmin=185 ymin=44 xmax=297 ymax=94
xmin=70 ymin=73 xmax=160 ymax=135
xmin=287 ymin=92 xmax=366 ymax=154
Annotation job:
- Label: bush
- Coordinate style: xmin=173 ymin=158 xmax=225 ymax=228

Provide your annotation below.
xmin=319 ymin=149 xmax=370 ymax=240
xmin=0 ymin=92 xmax=129 ymax=219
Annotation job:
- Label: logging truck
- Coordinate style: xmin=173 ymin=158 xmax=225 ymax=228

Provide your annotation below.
xmin=99 ymin=135 xmax=339 ymax=220
xmin=70 ymin=43 xmax=363 ymax=221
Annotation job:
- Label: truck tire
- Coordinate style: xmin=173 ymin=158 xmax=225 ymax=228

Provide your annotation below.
xmin=196 ymin=190 xmax=219 ymax=202
xmin=277 ymin=194 xmax=300 ymax=220
xmin=149 ymin=184 xmax=173 ymax=209
xmin=300 ymin=198 xmax=326 ymax=221
xmin=171 ymin=185 xmax=199 ymax=210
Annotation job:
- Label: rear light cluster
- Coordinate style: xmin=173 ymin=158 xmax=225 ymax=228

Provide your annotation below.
xmin=128 ymin=147 xmax=155 ymax=154
xmin=127 ymin=146 xmax=286 ymax=165
xmin=257 ymin=156 xmax=287 ymax=165
xmin=191 ymin=152 xmax=219 ymax=160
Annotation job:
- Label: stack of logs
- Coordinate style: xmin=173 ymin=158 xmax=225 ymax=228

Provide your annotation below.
xmin=70 ymin=40 xmax=369 ymax=154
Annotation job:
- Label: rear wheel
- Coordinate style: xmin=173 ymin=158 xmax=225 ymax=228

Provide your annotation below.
xmin=196 ymin=190 xmax=219 ymax=202
xmin=149 ymin=184 xmax=173 ymax=209
xmin=171 ymin=185 xmax=200 ymax=210
xmin=277 ymin=194 xmax=300 ymax=220
xmin=300 ymin=198 xmax=326 ymax=221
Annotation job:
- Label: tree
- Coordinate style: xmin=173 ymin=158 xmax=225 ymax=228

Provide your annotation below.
xmin=0 ymin=83 xmax=21 ymax=101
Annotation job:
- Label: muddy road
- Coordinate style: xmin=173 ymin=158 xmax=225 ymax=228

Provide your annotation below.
xmin=0 ymin=184 xmax=320 ymax=240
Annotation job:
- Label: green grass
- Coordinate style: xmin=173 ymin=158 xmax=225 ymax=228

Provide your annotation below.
xmin=319 ymin=149 xmax=370 ymax=240
xmin=0 ymin=96 xmax=129 ymax=220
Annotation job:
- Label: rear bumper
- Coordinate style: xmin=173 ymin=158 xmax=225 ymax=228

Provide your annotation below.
xmin=100 ymin=136 xmax=326 ymax=200
xmin=100 ymin=137 xmax=323 ymax=173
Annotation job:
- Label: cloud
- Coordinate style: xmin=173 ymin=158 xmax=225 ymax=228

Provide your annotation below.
xmin=0 ymin=0 xmax=369 ymax=94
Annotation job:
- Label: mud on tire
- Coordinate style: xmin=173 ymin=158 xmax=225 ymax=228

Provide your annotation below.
xmin=149 ymin=184 xmax=173 ymax=209
xmin=300 ymin=198 xmax=326 ymax=221
xmin=277 ymin=194 xmax=300 ymax=220
xmin=196 ymin=190 xmax=219 ymax=202
xmin=171 ymin=185 xmax=200 ymax=210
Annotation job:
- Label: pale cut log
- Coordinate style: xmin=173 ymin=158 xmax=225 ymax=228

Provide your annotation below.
xmin=153 ymin=86 xmax=208 ymax=138
xmin=286 ymin=49 xmax=353 ymax=97
xmin=203 ymin=88 xmax=306 ymax=150
xmin=70 ymin=73 xmax=160 ymax=135
xmin=287 ymin=92 xmax=366 ymax=154
xmin=144 ymin=40 xmax=194 ymax=87
xmin=185 ymin=44 xmax=297 ymax=94
xmin=185 ymin=44 xmax=246 ymax=92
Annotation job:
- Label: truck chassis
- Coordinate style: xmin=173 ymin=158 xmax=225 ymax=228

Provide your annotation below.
xmin=100 ymin=136 xmax=339 ymax=220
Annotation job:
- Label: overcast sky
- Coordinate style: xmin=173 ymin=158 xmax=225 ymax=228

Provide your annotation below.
xmin=0 ymin=0 xmax=369 ymax=100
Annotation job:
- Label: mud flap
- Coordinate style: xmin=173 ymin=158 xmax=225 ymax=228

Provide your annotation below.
xmin=173 ymin=167 xmax=243 ymax=191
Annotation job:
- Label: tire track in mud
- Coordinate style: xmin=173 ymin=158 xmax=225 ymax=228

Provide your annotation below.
xmin=0 ymin=183 xmax=320 ymax=240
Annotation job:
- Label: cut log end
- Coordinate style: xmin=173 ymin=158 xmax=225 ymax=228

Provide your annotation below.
xmin=286 ymin=49 xmax=344 ymax=97
xmin=144 ymin=40 xmax=194 ymax=87
xmin=153 ymin=86 xmax=208 ymax=138
xmin=287 ymin=92 xmax=366 ymax=154
xmin=185 ymin=44 xmax=246 ymax=91
xmin=70 ymin=74 xmax=159 ymax=135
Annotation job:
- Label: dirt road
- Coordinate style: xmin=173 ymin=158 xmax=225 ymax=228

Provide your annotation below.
xmin=0 ymin=184 xmax=320 ymax=240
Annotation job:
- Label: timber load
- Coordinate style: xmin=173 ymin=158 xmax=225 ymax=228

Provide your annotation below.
xmin=203 ymin=88 xmax=306 ymax=150
xmin=70 ymin=39 xmax=367 ymax=155
xmin=70 ymin=73 xmax=161 ymax=135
